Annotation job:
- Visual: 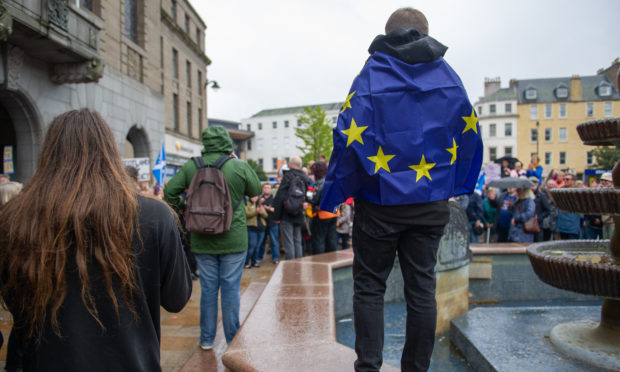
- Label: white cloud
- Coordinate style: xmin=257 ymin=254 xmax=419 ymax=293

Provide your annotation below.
xmin=194 ymin=0 xmax=620 ymax=121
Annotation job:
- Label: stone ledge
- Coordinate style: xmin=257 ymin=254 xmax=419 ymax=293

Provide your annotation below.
xmin=470 ymin=242 xmax=529 ymax=255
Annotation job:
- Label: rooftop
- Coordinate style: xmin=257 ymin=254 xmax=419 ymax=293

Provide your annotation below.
xmin=249 ymin=102 xmax=344 ymax=119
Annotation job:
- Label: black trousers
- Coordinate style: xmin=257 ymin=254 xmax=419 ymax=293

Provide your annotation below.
xmin=310 ymin=217 xmax=338 ymax=255
xmin=352 ymin=210 xmax=445 ymax=372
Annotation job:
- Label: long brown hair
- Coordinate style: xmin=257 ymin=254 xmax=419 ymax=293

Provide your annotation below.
xmin=0 ymin=109 xmax=139 ymax=338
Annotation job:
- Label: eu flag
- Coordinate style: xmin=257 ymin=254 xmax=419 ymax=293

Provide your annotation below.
xmin=320 ymin=52 xmax=483 ymax=212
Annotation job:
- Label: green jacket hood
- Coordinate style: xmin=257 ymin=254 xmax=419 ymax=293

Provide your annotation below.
xmin=201 ymin=126 xmax=234 ymax=154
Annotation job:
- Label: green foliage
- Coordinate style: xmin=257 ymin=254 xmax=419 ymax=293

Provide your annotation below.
xmin=247 ymin=159 xmax=267 ymax=181
xmin=591 ymin=146 xmax=620 ymax=170
xmin=295 ymin=106 xmax=334 ymax=164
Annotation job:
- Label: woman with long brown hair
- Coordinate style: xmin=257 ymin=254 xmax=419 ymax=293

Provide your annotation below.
xmin=0 ymin=109 xmax=192 ymax=371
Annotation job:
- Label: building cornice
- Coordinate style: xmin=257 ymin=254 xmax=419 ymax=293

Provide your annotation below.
xmin=479 ymin=114 xmax=520 ymax=120
xmin=161 ymin=8 xmax=211 ymax=66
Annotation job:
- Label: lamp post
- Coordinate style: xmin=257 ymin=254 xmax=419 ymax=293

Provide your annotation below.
xmin=536 ymin=120 xmax=540 ymax=157
xmin=204 ymin=80 xmax=220 ymax=91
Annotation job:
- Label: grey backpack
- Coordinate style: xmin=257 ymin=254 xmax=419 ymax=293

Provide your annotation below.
xmin=185 ymin=155 xmax=242 ymax=235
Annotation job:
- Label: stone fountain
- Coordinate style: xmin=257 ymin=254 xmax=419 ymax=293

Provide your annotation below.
xmin=526 ymin=117 xmax=620 ymax=370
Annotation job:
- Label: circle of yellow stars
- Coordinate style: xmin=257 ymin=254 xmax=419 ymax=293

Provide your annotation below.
xmin=339 ymin=94 xmax=479 ymax=183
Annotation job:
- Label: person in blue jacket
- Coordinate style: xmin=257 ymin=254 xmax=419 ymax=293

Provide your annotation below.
xmin=508 ymin=187 xmax=536 ymax=242
xmin=525 ymin=155 xmax=543 ymax=185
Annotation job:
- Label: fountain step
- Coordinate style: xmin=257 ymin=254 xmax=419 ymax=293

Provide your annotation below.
xmin=450 ymin=306 xmax=610 ymax=372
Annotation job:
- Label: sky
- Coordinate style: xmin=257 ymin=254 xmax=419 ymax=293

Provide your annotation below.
xmin=192 ymin=0 xmax=620 ymax=122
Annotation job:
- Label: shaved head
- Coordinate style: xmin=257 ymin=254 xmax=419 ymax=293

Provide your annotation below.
xmin=289 ymin=156 xmax=302 ymax=170
xmin=385 ymin=7 xmax=428 ymax=34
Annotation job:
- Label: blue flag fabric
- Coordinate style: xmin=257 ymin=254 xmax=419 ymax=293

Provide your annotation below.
xmin=152 ymin=140 xmax=166 ymax=186
xmin=320 ymin=52 xmax=483 ymax=212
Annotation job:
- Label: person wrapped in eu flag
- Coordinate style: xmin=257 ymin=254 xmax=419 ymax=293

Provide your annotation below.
xmin=322 ymin=8 xmax=483 ymax=372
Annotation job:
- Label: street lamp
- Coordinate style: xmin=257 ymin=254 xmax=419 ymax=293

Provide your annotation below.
xmin=536 ymin=121 xmax=540 ymax=157
xmin=205 ymin=80 xmax=220 ymax=91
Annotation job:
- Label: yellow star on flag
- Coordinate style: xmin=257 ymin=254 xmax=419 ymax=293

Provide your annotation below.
xmin=462 ymin=108 xmax=479 ymax=134
xmin=446 ymin=138 xmax=459 ymax=165
xmin=367 ymin=146 xmax=395 ymax=174
xmin=409 ymin=155 xmax=436 ymax=182
xmin=341 ymin=91 xmax=356 ymax=113
xmin=341 ymin=118 xmax=368 ymax=147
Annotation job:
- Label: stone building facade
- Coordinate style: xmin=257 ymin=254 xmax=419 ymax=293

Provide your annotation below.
xmin=0 ymin=0 xmax=210 ymax=183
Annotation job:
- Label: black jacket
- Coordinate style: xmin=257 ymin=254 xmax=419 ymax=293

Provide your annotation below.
xmin=533 ymin=188 xmax=552 ymax=224
xmin=355 ymin=27 xmax=451 ymax=226
xmin=273 ymin=168 xmax=310 ymax=225
xmin=8 ymin=196 xmax=192 ymax=372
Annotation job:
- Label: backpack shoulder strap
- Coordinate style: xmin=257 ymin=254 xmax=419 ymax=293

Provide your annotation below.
xmin=193 ymin=156 xmax=206 ymax=169
xmin=213 ymin=155 xmax=232 ymax=169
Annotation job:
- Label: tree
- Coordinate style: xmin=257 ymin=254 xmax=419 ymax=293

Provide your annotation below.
xmin=295 ymin=106 xmax=333 ymax=165
xmin=592 ymin=146 xmax=620 ymax=170
xmin=247 ymin=159 xmax=267 ymax=181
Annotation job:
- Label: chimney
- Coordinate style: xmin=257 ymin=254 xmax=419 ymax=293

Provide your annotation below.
xmin=598 ymin=58 xmax=620 ymax=91
xmin=570 ymin=75 xmax=582 ymax=101
xmin=509 ymin=79 xmax=518 ymax=90
xmin=484 ymin=77 xmax=501 ymax=97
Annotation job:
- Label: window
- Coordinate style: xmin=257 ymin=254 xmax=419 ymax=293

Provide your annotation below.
xmin=505 ymin=103 xmax=512 ymax=113
xmin=605 ymin=102 xmax=613 ymax=117
xmin=559 ymin=127 xmax=567 ymax=142
xmin=246 ymin=124 xmax=251 ymax=131
xmin=559 ymin=152 xmax=567 ymax=165
xmin=80 ymin=0 xmax=93 ymax=11
xmin=559 ymin=103 xmax=567 ymax=118
xmin=186 ymin=102 xmax=192 ymax=136
xmin=490 ymin=104 xmax=496 ymax=114
xmin=257 ymin=138 xmax=263 ymax=150
xmin=272 ymin=121 xmax=277 ymax=129
xmin=545 ymin=152 xmax=552 ymax=165
xmin=124 ymin=0 xmax=138 ymax=44
xmin=598 ymin=84 xmax=612 ymax=97
xmin=555 ymin=86 xmax=569 ymax=99
xmin=198 ymin=108 xmax=202 ymax=135
xmin=530 ymin=105 xmax=538 ymax=119
xmin=296 ymin=137 xmax=304 ymax=147
xmin=184 ymin=14 xmax=190 ymax=33
xmin=197 ymin=70 xmax=202 ymax=95
xmin=504 ymin=123 xmax=512 ymax=137
xmin=258 ymin=122 xmax=262 ymax=130
xmin=489 ymin=123 xmax=496 ymax=137
xmin=478 ymin=106 xmax=482 ymax=115
xmin=525 ymin=87 xmax=537 ymax=100
xmin=272 ymin=137 xmax=277 ymax=150
xmin=489 ymin=147 xmax=497 ymax=161
xmin=170 ymin=0 xmax=176 ymax=20
xmin=172 ymin=48 xmax=178 ymax=79
xmin=530 ymin=128 xmax=538 ymax=142
xmin=544 ymin=104 xmax=552 ymax=119
xmin=172 ymin=94 xmax=178 ymax=130
xmin=332 ymin=116 xmax=337 ymax=123
xmin=247 ymin=140 xmax=252 ymax=151
xmin=586 ymin=103 xmax=594 ymax=117
xmin=186 ymin=61 xmax=191 ymax=87
xmin=196 ymin=27 xmax=201 ymax=45
xmin=545 ymin=128 xmax=552 ymax=142
xmin=587 ymin=151 xmax=594 ymax=165
xmin=284 ymin=136 xmax=290 ymax=149
xmin=258 ymin=158 xmax=263 ymax=167
xmin=297 ymin=120 xmax=302 ymax=127
xmin=272 ymin=158 xmax=278 ymax=171
xmin=504 ymin=147 xmax=512 ymax=157
xmin=284 ymin=120 xmax=289 ymax=128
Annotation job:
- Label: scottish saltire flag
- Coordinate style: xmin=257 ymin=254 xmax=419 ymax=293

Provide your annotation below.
xmin=320 ymin=52 xmax=483 ymax=212
xmin=152 ymin=140 xmax=166 ymax=185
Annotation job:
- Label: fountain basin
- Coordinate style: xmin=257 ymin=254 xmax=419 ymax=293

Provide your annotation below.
xmin=576 ymin=118 xmax=620 ymax=146
xmin=549 ymin=188 xmax=620 ymax=215
xmin=527 ymin=240 xmax=620 ymax=299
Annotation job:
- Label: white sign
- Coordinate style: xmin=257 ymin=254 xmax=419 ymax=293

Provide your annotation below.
xmin=484 ymin=163 xmax=501 ymax=183
xmin=123 ymin=157 xmax=151 ymax=181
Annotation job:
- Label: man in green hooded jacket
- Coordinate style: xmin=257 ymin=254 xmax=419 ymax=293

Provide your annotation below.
xmin=164 ymin=126 xmax=261 ymax=350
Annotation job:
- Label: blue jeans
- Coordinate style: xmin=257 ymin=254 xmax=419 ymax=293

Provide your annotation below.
xmin=260 ymin=225 xmax=280 ymax=261
xmin=246 ymin=229 xmax=265 ymax=266
xmin=195 ymin=251 xmax=245 ymax=344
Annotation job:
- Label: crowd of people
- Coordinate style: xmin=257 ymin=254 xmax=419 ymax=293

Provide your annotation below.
xmin=467 ymin=154 xmax=615 ymax=244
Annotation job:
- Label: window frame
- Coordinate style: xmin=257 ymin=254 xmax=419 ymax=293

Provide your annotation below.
xmin=544 ymin=128 xmax=552 ymax=142
xmin=559 ymin=127 xmax=567 ymax=142
xmin=504 ymin=123 xmax=512 ymax=137
xmin=544 ymin=104 xmax=552 ymax=119
xmin=559 ymin=103 xmax=567 ymax=118
xmin=530 ymin=128 xmax=538 ymax=143
xmin=530 ymin=105 xmax=538 ymax=119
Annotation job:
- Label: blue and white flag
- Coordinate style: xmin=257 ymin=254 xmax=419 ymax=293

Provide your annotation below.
xmin=152 ymin=140 xmax=166 ymax=185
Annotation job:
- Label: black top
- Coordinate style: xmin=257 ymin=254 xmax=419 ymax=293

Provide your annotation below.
xmin=7 ymin=196 xmax=192 ymax=372
xmin=273 ymin=168 xmax=310 ymax=225
xmin=262 ymin=194 xmax=277 ymax=228
xmin=358 ymin=28 xmax=451 ymax=225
